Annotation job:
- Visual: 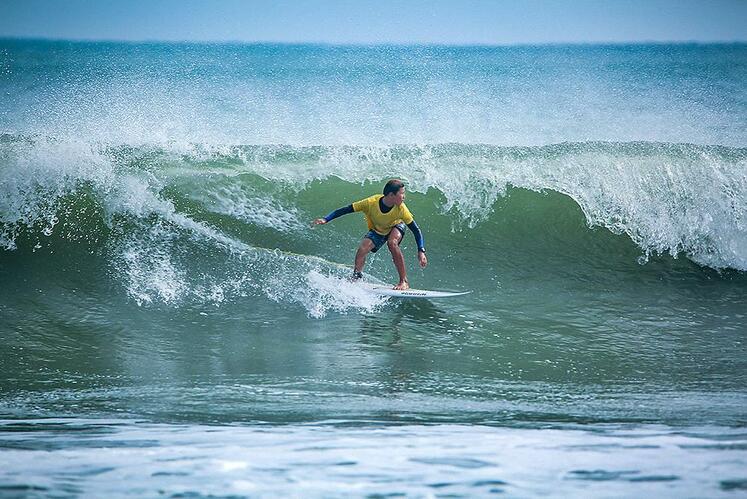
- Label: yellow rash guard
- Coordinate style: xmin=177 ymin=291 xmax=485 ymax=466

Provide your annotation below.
xmin=352 ymin=195 xmax=414 ymax=235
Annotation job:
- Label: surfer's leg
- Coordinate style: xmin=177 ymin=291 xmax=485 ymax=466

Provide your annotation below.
xmin=353 ymin=237 xmax=376 ymax=279
xmin=387 ymin=225 xmax=408 ymax=290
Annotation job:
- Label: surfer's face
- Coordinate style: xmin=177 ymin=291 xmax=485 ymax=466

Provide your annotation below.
xmin=392 ymin=187 xmax=406 ymax=205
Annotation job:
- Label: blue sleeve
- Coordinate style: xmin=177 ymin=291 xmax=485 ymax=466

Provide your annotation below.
xmin=324 ymin=204 xmax=354 ymax=222
xmin=407 ymin=221 xmax=425 ymax=252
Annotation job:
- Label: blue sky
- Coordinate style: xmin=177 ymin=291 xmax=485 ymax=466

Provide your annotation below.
xmin=1 ymin=0 xmax=746 ymax=45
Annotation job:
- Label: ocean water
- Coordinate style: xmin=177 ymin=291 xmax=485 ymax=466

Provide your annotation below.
xmin=1 ymin=39 xmax=746 ymax=496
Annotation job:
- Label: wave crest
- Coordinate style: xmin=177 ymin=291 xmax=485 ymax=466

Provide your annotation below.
xmin=1 ymin=136 xmax=745 ymax=314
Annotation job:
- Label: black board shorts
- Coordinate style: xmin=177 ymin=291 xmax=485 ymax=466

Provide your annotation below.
xmin=365 ymin=223 xmax=406 ymax=253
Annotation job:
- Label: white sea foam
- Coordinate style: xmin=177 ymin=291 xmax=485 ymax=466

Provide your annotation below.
xmin=188 ymin=182 xmax=304 ymax=233
xmin=1 ymin=419 xmax=745 ymax=497
xmin=103 ymin=174 xmax=370 ymax=315
xmin=0 ymin=136 xmax=115 ymax=249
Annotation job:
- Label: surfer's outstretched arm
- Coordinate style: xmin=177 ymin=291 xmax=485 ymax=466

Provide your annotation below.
xmin=407 ymin=220 xmax=428 ymax=268
xmin=313 ymin=204 xmax=354 ymax=225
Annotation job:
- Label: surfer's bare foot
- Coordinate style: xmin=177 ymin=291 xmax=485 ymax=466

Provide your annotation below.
xmin=349 ymin=271 xmax=363 ymax=282
xmin=393 ymin=280 xmax=409 ymax=290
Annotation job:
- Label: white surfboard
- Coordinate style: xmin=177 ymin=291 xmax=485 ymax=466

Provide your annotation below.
xmin=359 ymin=282 xmax=471 ymax=299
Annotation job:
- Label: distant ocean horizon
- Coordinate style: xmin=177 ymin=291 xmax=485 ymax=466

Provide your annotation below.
xmin=4 ymin=35 xmax=747 ymax=45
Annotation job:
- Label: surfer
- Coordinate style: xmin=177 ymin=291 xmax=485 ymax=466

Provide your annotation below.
xmin=313 ymin=179 xmax=427 ymax=290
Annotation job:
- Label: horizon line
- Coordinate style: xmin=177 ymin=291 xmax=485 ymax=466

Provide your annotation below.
xmin=2 ymin=35 xmax=746 ymax=49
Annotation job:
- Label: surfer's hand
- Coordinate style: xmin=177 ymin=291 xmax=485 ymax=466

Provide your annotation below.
xmin=312 ymin=218 xmax=327 ymax=226
xmin=418 ymin=251 xmax=427 ymax=268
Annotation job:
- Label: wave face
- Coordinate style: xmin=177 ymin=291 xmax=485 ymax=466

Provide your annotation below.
xmin=1 ymin=134 xmax=746 ymax=316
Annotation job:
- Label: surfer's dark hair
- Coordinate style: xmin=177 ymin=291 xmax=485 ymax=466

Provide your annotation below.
xmin=383 ymin=179 xmax=405 ymax=196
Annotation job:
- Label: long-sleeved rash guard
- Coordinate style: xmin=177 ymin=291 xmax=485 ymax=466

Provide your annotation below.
xmin=324 ymin=196 xmax=425 ymax=252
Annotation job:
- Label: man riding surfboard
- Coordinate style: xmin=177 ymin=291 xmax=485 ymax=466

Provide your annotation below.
xmin=313 ymin=179 xmax=427 ymax=290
